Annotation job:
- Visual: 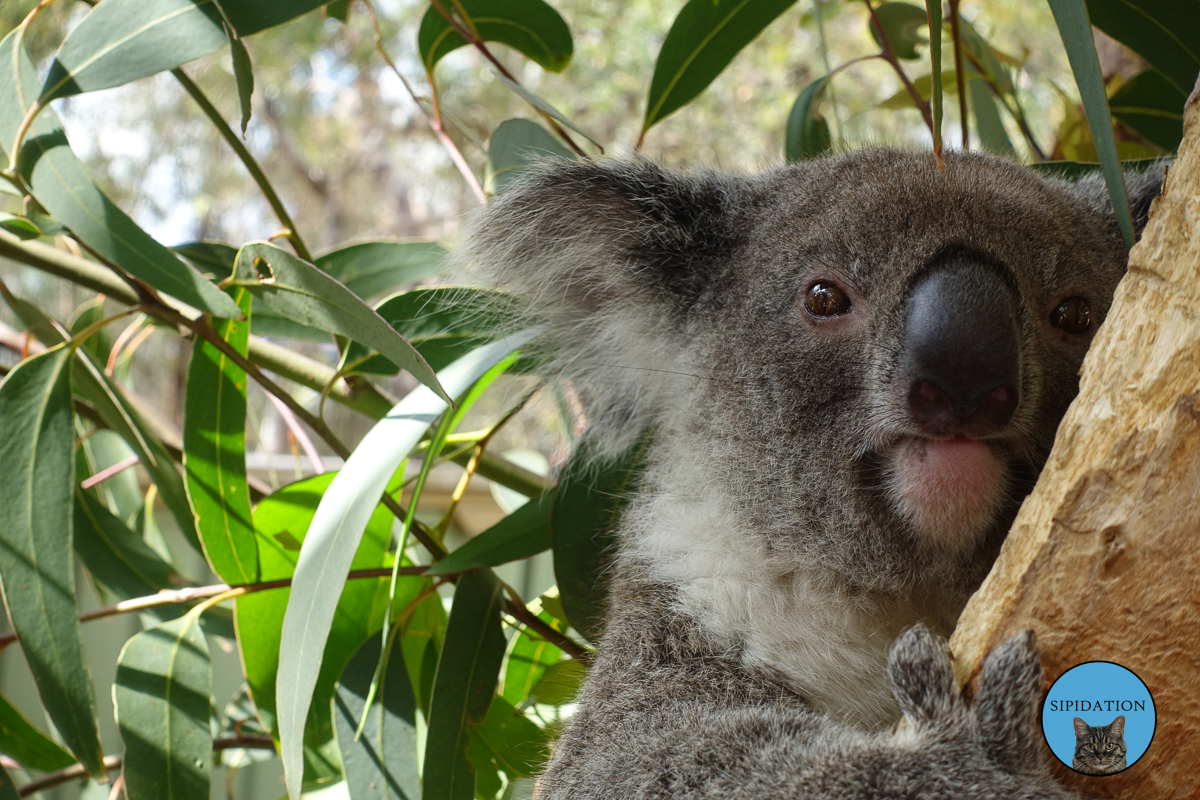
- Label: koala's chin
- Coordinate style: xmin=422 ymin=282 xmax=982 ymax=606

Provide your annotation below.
xmin=884 ymin=436 xmax=1009 ymax=552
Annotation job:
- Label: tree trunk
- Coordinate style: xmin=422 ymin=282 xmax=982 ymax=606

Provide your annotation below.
xmin=950 ymin=78 xmax=1200 ymax=799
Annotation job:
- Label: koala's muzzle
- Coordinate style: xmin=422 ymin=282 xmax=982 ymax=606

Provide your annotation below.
xmin=903 ymin=256 xmax=1021 ymax=438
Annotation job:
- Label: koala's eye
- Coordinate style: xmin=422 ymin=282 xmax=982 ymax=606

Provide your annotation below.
xmin=1051 ymin=297 xmax=1091 ymax=333
xmin=805 ymin=282 xmax=851 ymax=317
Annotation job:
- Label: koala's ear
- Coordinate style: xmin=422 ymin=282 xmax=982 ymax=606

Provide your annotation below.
xmin=461 ymin=157 xmax=749 ymax=321
xmin=1063 ymin=163 xmax=1167 ymax=240
xmin=458 ymin=157 xmax=750 ymax=457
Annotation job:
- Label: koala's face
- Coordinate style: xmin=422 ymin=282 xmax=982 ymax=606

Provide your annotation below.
xmin=698 ymin=151 xmax=1128 ymax=586
xmin=467 ymin=149 xmax=1148 ymax=596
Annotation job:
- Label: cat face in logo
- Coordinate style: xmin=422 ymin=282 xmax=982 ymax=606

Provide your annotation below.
xmin=1072 ymin=715 xmax=1128 ymax=775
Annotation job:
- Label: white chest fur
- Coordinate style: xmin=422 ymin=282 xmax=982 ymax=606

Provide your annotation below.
xmin=625 ymin=460 xmax=931 ymax=731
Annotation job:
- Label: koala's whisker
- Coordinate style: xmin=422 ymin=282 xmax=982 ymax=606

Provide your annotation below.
xmin=583 ymin=363 xmax=755 ymax=385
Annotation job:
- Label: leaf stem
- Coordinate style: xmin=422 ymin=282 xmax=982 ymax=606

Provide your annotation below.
xmin=425 ymin=0 xmax=588 ymax=158
xmin=864 ymin=0 xmax=935 ymax=134
xmin=362 ymin=0 xmax=487 ymax=204
xmin=948 ymin=0 xmax=968 ymax=150
xmin=500 ymin=588 xmax=591 ymax=664
xmin=15 ymin=755 xmax=121 ymax=798
xmin=171 ymin=68 xmax=313 ymax=262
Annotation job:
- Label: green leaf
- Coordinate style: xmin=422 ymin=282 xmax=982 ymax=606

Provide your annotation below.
xmin=969 ymin=78 xmax=1016 ymax=156
xmin=114 ymin=615 xmax=212 ymax=800
xmin=68 ymin=296 xmax=112 ymax=366
xmin=333 ymin=632 xmax=420 ymax=800
xmin=0 ymin=212 xmax=40 ymax=240
xmin=1047 ymin=0 xmax=1135 ymax=249
xmin=643 ymin=0 xmax=797 ymax=133
xmin=423 ymin=571 xmax=506 ymax=800
xmin=926 ymin=1 xmax=943 ymax=156
xmin=1086 ymin=0 xmax=1200 ymax=96
xmin=1109 ymin=68 xmax=1187 ymax=153
xmin=315 ymin=241 xmax=448 ymax=301
xmin=868 ymin=2 xmax=928 ymax=60
xmin=428 ymin=491 xmax=554 ymax=576
xmin=466 ymin=697 xmax=549 ymax=800
xmin=74 ymin=486 xmax=182 ymax=601
xmin=500 ymin=609 xmax=562 ymax=708
xmin=417 ymin=0 xmax=573 ymax=74
xmin=38 ymin=0 xmax=327 ymax=103
xmin=275 ymin=332 xmax=535 ymax=800
xmin=0 ymin=31 xmax=242 ymax=319
xmin=231 ymin=241 xmax=450 ymax=403
xmin=0 ymin=346 xmax=105 ymax=777
xmin=1027 ymin=157 xmax=1162 ymax=181
xmin=184 ymin=288 xmax=258 ymax=584
xmin=0 ymin=763 xmax=16 ymax=800
xmin=0 ymin=690 xmax=76 ymax=772
xmin=236 ymin=472 xmax=394 ymax=785
xmin=486 ymin=119 xmax=575 ymax=196
xmin=226 ymin=24 xmax=255 ymax=137
xmin=526 ymin=658 xmax=585 ymax=706
xmin=551 ymin=430 xmax=652 ymax=642
xmin=345 ymin=287 xmax=526 ymax=376
xmin=784 ymin=76 xmax=831 ymax=161
xmin=490 ymin=72 xmax=602 ymax=151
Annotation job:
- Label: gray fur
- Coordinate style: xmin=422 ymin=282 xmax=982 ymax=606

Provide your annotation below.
xmin=461 ymin=149 xmax=1164 ymax=798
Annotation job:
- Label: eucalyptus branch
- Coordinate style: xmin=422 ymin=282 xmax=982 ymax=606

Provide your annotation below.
xmin=172 ymin=68 xmax=314 ymax=262
xmin=0 ymin=230 xmax=554 ymax=496
xmin=864 ymin=0 xmax=935 ymax=134
xmin=0 ymin=568 xmax=427 ymax=652
xmin=426 ymin=0 xmax=589 ymax=158
xmin=361 ymin=0 xmax=487 ymax=204
xmin=500 ymin=589 xmax=592 ymax=664
xmin=948 ymin=0 xmax=968 ymax=150
xmin=16 ymin=755 xmax=121 ymax=798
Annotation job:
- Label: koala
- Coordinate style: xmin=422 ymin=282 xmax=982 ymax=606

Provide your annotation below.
xmin=462 ymin=149 xmax=1164 ymax=799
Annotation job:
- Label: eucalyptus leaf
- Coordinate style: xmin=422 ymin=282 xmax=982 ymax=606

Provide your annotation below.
xmin=38 ymin=0 xmax=327 ymax=103
xmin=231 ymin=242 xmax=449 ymax=403
xmin=236 ymin=472 xmax=393 ymax=787
xmin=428 ymin=491 xmax=554 ymax=575
xmin=500 ymin=610 xmax=563 ymax=708
xmin=1086 ymin=0 xmax=1200 ymax=96
xmin=316 ymin=241 xmax=448 ymax=301
xmin=490 ymin=72 xmax=602 ymax=151
xmin=275 ymin=331 xmax=535 ymax=800
xmin=487 ymin=119 xmax=575 ymax=196
xmin=1047 ymin=0 xmax=1134 ymax=249
xmin=345 ymin=287 xmax=526 ymax=376
xmin=114 ymin=615 xmax=212 ymax=800
xmin=74 ymin=486 xmax=182 ymax=602
xmin=526 ymin=659 xmax=586 ymax=706
xmin=422 ymin=570 xmax=506 ymax=800
xmin=1109 ymin=69 xmax=1187 ymax=153
xmin=226 ymin=24 xmax=255 ymax=137
xmin=969 ymin=78 xmax=1016 ymax=156
xmin=184 ymin=288 xmax=258 ymax=585
xmin=551 ymin=430 xmax=652 ymax=642
xmin=0 ymin=764 xmax=16 ymax=800
xmin=784 ymin=77 xmax=832 ymax=161
xmin=417 ymin=0 xmax=573 ymax=74
xmin=868 ymin=2 xmax=928 ymax=60
xmin=643 ymin=0 xmax=797 ymax=132
xmin=0 ymin=347 xmax=105 ymax=777
xmin=0 ymin=31 xmax=242 ymax=319
xmin=333 ymin=633 xmax=420 ymax=800
xmin=0 ymin=212 xmax=39 ymax=240
xmin=466 ymin=697 xmax=549 ymax=799
xmin=0 ymin=690 xmax=76 ymax=773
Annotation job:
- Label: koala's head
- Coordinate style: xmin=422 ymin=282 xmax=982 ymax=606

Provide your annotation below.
xmin=464 ymin=149 xmax=1162 ymax=596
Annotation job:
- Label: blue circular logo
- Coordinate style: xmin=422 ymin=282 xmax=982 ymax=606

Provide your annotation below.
xmin=1041 ymin=661 xmax=1155 ymax=776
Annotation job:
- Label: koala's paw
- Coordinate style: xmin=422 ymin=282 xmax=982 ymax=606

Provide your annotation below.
xmin=887 ymin=626 xmax=1066 ymax=796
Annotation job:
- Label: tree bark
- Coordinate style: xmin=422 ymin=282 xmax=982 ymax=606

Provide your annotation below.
xmin=950 ymin=78 xmax=1200 ymax=799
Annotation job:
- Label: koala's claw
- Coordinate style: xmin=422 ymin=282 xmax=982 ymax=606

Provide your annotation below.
xmin=887 ymin=624 xmax=960 ymax=727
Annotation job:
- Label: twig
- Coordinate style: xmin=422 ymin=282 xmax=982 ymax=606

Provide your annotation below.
xmin=172 ymin=69 xmax=314 ymax=262
xmin=501 ymin=592 xmax=592 ymax=664
xmin=864 ymin=0 xmax=935 ymax=134
xmin=17 ymin=755 xmax=121 ymax=797
xmin=361 ymin=0 xmax=487 ymax=204
xmin=80 ymin=454 xmax=139 ymax=490
xmin=426 ymin=0 xmax=588 ymax=158
xmin=0 ymin=568 xmax=427 ymax=652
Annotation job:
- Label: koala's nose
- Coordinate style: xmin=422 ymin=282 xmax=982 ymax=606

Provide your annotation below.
xmin=903 ymin=256 xmax=1021 ymax=438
